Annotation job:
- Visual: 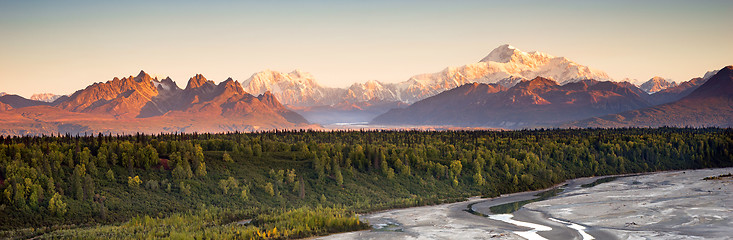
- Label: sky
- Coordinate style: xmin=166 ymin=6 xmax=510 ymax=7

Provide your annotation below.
xmin=1 ymin=0 xmax=732 ymax=97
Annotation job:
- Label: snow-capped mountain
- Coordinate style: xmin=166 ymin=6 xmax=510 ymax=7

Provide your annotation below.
xmin=639 ymin=77 xmax=677 ymax=94
xmin=703 ymin=70 xmax=720 ymax=80
xmin=372 ymin=77 xmax=650 ymax=128
xmin=344 ymin=80 xmax=400 ymax=103
xmin=396 ymin=44 xmax=611 ymax=102
xmin=30 ymin=93 xmax=64 ymax=103
xmin=239 ymin=44 xmax=613 ymax=106
xmin=351 ymin=44 xmax=612 ymax=103
xmin=241 ymin=70 xmax=346 ymax=106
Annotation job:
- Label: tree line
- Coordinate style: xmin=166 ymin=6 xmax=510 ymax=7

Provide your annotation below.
xmin=0 ymin=128 xmax=731 ymax=239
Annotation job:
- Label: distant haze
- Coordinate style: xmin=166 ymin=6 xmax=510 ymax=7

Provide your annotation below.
xmin=1 ymin=0 xmax=731 ymax=97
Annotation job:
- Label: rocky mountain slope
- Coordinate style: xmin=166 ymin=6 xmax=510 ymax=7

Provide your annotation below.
xmin=0 ymin=71 xmax=312 ymax=135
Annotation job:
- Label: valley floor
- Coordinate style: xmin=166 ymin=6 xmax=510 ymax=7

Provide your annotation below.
xmin=317 ymin=167 xmax=733 ymax=240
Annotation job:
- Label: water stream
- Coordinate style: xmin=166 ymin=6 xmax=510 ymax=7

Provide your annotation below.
xmin=488 ymin=214 xmax=552 ymax=240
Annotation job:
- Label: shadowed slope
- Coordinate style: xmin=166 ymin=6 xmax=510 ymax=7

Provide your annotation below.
xmin=567 ymin=66 xmax=733 ymax=128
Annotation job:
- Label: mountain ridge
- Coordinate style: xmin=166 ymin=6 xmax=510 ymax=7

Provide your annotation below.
xmin=0 ymin=71 xmax=313 ymax=135
xmin=240 ymin=44 xmax=613 ymax=107
xmin=566 ymin=66 xmax=733 ymax=128
xmin=372 ymin=76 xmax=652 ymax=128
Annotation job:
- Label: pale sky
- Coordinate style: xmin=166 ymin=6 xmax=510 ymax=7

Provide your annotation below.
xmin=1 ymin=0 xmax=732 ymax=97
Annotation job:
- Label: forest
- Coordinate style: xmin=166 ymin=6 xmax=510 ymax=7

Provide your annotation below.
xmin=1 ymin=128 xmax=732 ymax=239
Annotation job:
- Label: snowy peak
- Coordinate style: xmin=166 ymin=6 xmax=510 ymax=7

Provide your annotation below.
xmin=481 ymin=44 xmax=520 ymax=63
xmin=363 ymin=79 xmax=383 ymax=89
xmin=241 ymin=69 xmax=335 ymax=106
xmin=30 ymin=93 xmax=63 ymax=103
xmin=346 ymin=80 xmax=400 ymax=103
xmin=703 ymin=70 xmax=720 ymax=80
xmin=233 ymin=45 xmax=615 ymax=107
xmin=640 ymin=76 xmax=677 ymax=94
xmin=480 ymin=44 xmax=553 ymax=66
xmin=476 ymin=44 xmax=608 ymax=84
xmin=244 ymin=69 xmax=321 ymax=93
xmin=391 ymin=44 xmax=612 ymax=103
xmin=288 ymin=69 xmax=314 ymax=80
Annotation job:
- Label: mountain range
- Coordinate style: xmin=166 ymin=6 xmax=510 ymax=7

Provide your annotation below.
xmin=1 ymin=45 xmax=729 ymax=134
xmin=0 ymin=71 xmax=312 ymax=135
xmin=244 ymin=45 xmax=612 ymax=105
xmin=372 ymin=66 xmax=731 ymax=128
xmin=371 ymin=78 xmax=651 ymax=128
xmin=241 ymin=45 xmax=612 ymax=124
xmin=567 ymin=66 xmax=733 ymax=128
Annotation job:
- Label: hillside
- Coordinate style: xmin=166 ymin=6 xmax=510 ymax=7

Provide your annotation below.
xmin=568 ymin=66 xmax=733 ymax=128
xmin=372 ymin=77 xmax=650 ymax=128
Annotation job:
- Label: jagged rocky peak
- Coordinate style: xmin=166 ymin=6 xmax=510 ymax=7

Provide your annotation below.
xmin=519 ymin=77 xmax=558 ymax=89
xmin=256 ymin=91 xmax=279 ymax=107
xmin=218 ymin=77 xmax=245 ymax=95
xmin=163 ymin=77 xmax=179 ymax=87
xmin=152 ymin=76 xmax=180 ymax=92
xmin=186 ymin=74 xmax=213 ymax=90
xmin=259 ymin=91 xmax=276 ymax=100
xmin=131 ymin=70 xmax=154 ymax=82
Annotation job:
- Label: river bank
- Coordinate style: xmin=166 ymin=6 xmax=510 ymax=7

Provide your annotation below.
xmin=317 ymin=174 xmax=618 ymax=239
xmin=317 ymin=168 xmax=733 ymax=239
xmin=523 ymin=167 xmax=733 ymax=239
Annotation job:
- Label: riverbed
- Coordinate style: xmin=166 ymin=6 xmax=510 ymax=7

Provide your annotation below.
xmin=317 ymin=167 xmax=733 ymax=239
